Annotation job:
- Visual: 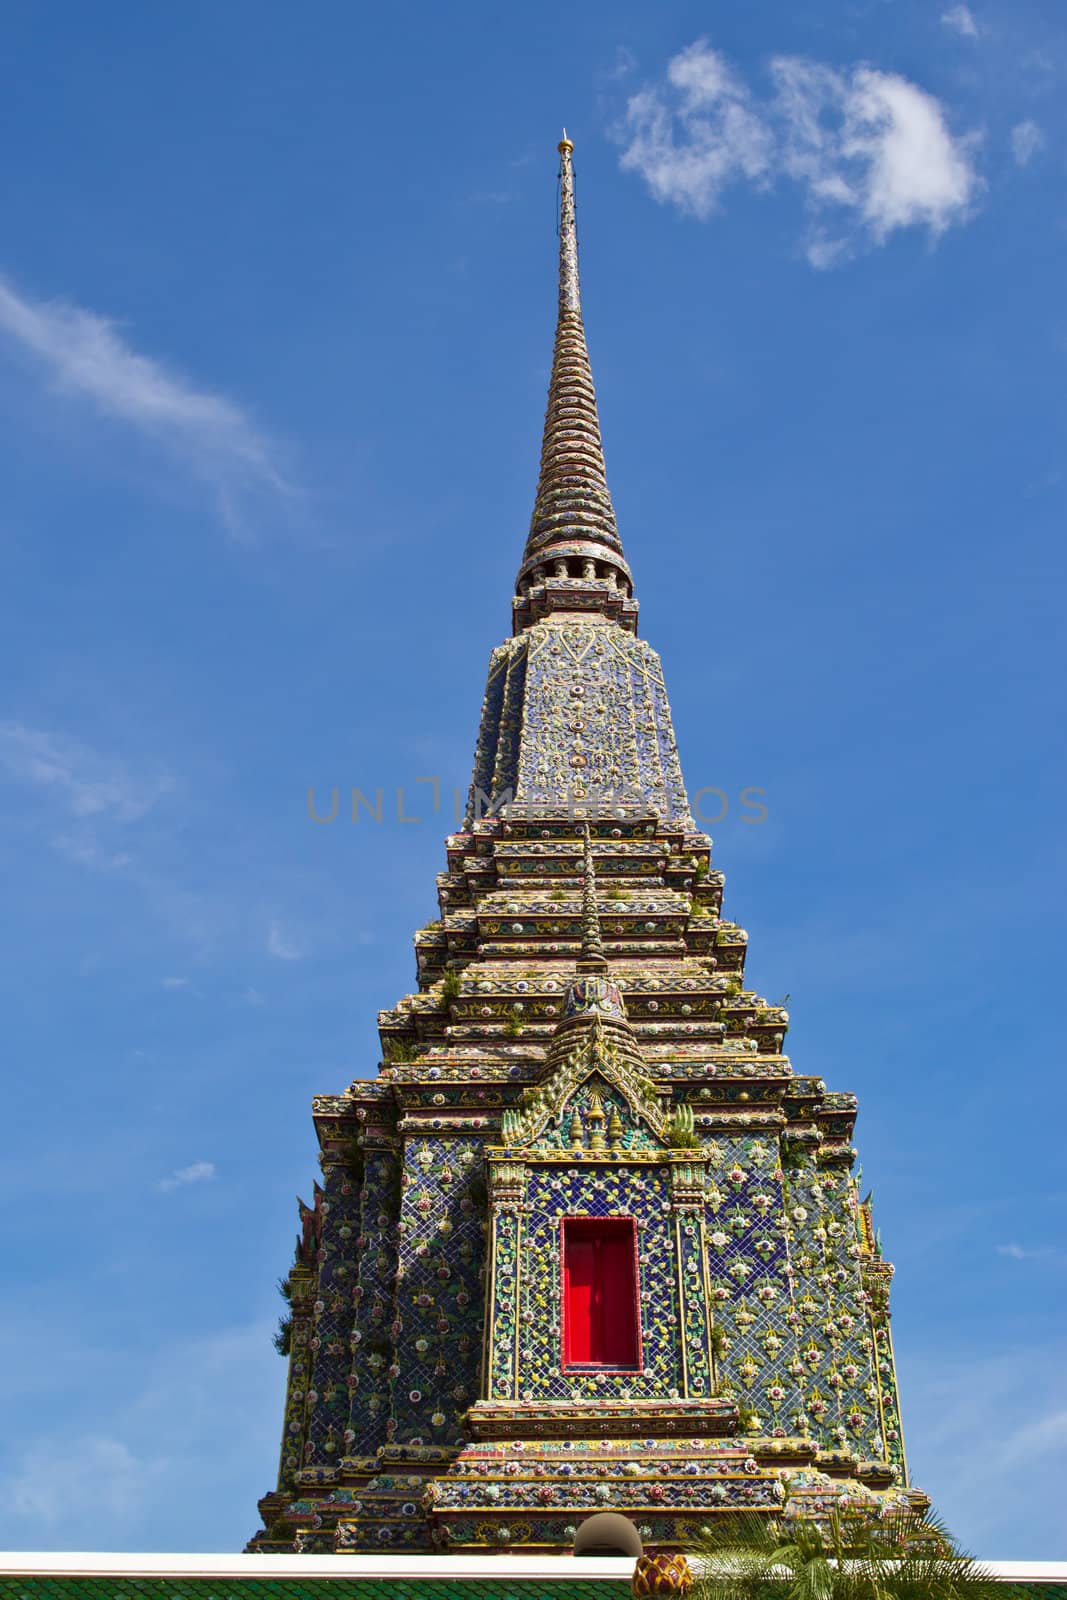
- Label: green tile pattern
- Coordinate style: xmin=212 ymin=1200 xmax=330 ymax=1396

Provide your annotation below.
xmin=0 ymin=1582 xmax=632 ymax=1600
xmin=0 ymin=1581 xmax=1063 ymax=1600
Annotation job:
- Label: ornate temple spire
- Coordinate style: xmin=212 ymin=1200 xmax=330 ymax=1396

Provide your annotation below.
xmin=512 ymin=136 xmax=638 ymax=633
xmin=576 ymin=824 xmax=608 ymax=973
xmin=464 ymin=140 xmax=692 ymax=826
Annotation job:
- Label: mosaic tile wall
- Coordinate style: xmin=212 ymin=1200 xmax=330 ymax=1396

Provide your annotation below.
xmin=305 ymin=1161 xmax=362 ymax=1469
xmin=389 ymin=1137 xmax=488 ymax=1448
xmin=511 ymin=1165 xmax=682 ymax=1404
xmin=347 ymin=1147 xmax=402 ymax=1458
xmin=466 ymin=621 xmax=690 ymax=825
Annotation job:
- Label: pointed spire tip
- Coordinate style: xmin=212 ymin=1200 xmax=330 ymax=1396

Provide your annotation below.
xmin=511 ymin=134 xmax=637 ymax=624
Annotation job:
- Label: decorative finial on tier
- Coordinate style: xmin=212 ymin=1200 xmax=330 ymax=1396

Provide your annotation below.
xmin=576 ymin=824 xmax=608 ymax=973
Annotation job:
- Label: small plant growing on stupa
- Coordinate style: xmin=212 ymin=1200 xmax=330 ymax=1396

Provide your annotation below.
xmin=341 ymin=1138 xmax=365 ymax=1183
xmin=666 ymin=1102 xmax=700 ymax=1149
xmin=464 ymin=1168 xmax=489 ymax=1212
xmin=505 ymin=1008 xmax=523 ymax=1038
xmin=440 ymin=967 xmax=462 ymax=1002
xmin=382 ymin=1038 xmax=418 ymax=1064
xmin=780 ymin=1141 xmax=808 ymax=1173
xmin=273 ymin=1315 xmax=292 ymax=1356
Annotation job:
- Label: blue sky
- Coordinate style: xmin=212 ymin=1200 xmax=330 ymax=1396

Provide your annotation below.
xmin=1 ymin=0 xmax=1064 ymax=1559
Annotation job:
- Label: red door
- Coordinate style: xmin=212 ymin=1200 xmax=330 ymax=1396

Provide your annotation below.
xmin=562 ymin=1217 xmax=640 ymax=1369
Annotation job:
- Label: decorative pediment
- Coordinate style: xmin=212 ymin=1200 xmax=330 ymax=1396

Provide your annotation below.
xmin=497 ymin=1009 xmax=688 ymax=1156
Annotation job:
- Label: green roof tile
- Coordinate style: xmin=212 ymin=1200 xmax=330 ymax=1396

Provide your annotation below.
xmin=2 ymin=1583 xmax=1066 ymax=1600
xmin=0 ymin=1583 xmax=634 ymax=1600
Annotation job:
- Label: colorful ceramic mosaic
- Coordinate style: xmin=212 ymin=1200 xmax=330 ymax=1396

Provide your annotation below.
xmin=249 ymin=137 xmax=923 ymax=1558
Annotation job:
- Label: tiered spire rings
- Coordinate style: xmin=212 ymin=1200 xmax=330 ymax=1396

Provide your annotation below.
xmin=513 ymin=134 xmax=637 ymax=630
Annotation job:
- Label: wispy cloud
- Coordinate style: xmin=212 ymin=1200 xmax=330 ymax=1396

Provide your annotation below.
xmin=267 ymin=919 xmax=304 ymax=960
xmin=0 ymin=721 xmax=172 ymax=822
xmin=0 ymin=1318 xmax=278 ymax=1549
xmin=1010 ymin=119 xmax=1044 ymax=167
xmin=997 ymin=1240 xmax=1061 ymax=1262
xmin=1 ymin=719 xmax=339 ymax=963
xmin=51 ymin=832 xmax=132 ymax=871
xmin=11 ymin=1435 xmax=150 ymax=1526
xmin=618 ymin=42 xmax=772 ymax=219
xmin=904 ymin=1343 xmax=1067 ymax=1551
xmin=1000 ymin=1407 xmax=1067 ymax=1465
xmin=0 ymin=276 xmax=295 ymax=537
xmin=941 ymin=4 xmax=980 ymax=38
xmin=157 ymin=1160 xmax=216 ymax=1193
xmin=615 ymin=39 xmax=981 ymax=267
xmin=161 ymin=975 xmax=190 ymax=990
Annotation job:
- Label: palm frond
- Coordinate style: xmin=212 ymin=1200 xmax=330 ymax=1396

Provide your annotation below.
xmin=685 ymin=1499 xmax=996 ymax=1600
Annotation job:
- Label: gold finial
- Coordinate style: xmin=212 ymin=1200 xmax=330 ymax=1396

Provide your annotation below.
xmin=586 ymin=1090 xmax=607 ymax=1152
xmin=559 ymin=127 xmax=574 ymax=153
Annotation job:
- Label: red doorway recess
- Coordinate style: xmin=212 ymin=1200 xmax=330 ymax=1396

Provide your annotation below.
xmin=561 ymin=1216 xmax=641 ymax=1370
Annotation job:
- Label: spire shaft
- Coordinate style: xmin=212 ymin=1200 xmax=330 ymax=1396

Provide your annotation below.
xmin=558 ymin=132 xmax=580 ymax=315
xmin=512 ymin=137 xmax=637 ymax=631
xmin=577 ymin=825 xmax=608 ymax=973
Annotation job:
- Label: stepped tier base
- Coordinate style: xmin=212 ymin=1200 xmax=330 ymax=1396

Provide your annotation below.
xmin=255 ymin=1435 xmax=921 ymax=1555
xmin=466 ymin=1399 xmax=739 ymax=1440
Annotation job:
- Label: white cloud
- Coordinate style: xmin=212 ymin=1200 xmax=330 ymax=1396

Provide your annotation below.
xmin=162 ymin=975 xmax=190 ymax=989
xmin=775 ymin=59 xmax=981 ymax=254
xmin=157 ymin=1159 xmax=216 ymax=1193
xmin=0 ymin=721 xmax=172 ymax=822
xmin=619 ymin=41 xmax=772 ymax=219
xmin=0 ymin=276 xmax=294 ymax=536
xmin=616 ymin=39 xmax=981 ymax=266
xmin=941 ymin=4 xmax=979 ymax=37
xmin=267 ymin=918 xmax=304 ymax=960
xmin=1010 ymin=118 xmax=1044 ymax=167
xmin=803 ymin=232 xmax=852 ymax=271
